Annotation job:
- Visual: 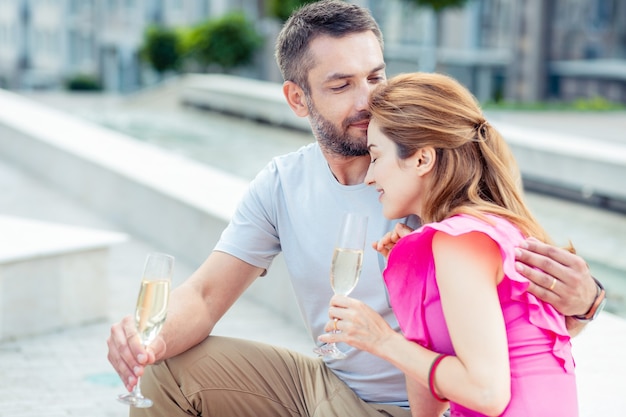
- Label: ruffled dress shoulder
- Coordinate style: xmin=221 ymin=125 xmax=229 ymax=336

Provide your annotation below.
xmin=383 ymin=213 xmax=573 ymax=373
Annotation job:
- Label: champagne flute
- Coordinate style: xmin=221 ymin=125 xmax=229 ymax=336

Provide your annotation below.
xmin=118 ymin=252 xmax=174 ymax=408
xmin=313 ymin=212 xmax=368 ymax=359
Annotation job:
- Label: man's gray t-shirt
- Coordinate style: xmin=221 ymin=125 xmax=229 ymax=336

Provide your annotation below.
xmin=216 ymin=142 xmax=409 ymax=406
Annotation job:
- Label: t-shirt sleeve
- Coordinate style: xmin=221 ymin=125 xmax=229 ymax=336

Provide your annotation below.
xmin=214 ymin=161 xmax=281 ymax=270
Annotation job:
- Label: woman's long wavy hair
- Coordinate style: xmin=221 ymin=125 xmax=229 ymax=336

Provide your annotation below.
xmin=369 ymin=72 xmax=554 ymax=244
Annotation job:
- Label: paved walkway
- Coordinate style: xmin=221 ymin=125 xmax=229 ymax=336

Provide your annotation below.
xmin=1 ymin=89 xmax=626 ymax=416
xmin=0 ymin=158 xmax=313 ymax=417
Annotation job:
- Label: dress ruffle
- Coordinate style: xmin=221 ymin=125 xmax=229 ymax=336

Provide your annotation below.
xmin=384 ymin=214 xmax=573 ymax=373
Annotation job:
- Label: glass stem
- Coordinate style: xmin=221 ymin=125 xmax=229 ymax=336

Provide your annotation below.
xmin=331 ymin=318 xmax=340 ymax=343
xmin=133 ymin=340 xmax=149 ymax=398
xmin=134 ymin=376 xmax=144 ymax=398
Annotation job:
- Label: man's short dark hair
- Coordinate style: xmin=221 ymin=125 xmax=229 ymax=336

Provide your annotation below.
xmin=275 ymin=0 xmax=384 ymax=92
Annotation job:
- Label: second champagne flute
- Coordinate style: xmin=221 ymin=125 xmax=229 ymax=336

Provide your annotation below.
xmin=313 ymin=212 xmax=368 ymax=359
xmin=118 ymin=252 xmax=174 ymax=408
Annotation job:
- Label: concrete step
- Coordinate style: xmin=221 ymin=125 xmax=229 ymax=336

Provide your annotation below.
xmin=0 ymin=215 xmax=126 ymax=340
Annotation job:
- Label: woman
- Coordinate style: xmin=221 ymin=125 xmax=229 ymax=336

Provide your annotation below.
xmin=318 ymin=73 xmax=578 ymax=416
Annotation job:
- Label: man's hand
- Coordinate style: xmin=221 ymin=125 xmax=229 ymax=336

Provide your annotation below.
xmin=514 ymin=237 xmax=596 ymax=318
xmin=107 ymin=315 xmax=166 ymax=391
xmin=372 ymin=222 xmax=414 ymax=258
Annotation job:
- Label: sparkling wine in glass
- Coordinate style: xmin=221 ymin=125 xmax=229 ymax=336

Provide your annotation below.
xmin=118 ymin=252 xmax=174 ymax=408
xmin=313 ymin=212 xmax=368 ymax=359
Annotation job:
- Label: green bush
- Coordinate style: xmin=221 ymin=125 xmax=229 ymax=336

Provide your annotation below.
xmin=188 ymin=12 xmax=262 ymax=71
xmin=482 ymin=97 xmax=625 ymax=111
xmin=141 ymin=25 xmax=182 ymax=74
xmin=572 ymin=96 xmax=625 ymax=111
xmin=65 ymin=74 xmax=102 ymax=91
xmin=402 ymin=0 xmax=469 ymax=13
xmin=266 ymin=0 xmax=317 ymax=22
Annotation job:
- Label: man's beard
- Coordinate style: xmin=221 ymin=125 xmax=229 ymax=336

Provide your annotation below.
xmin=307 ymin=99 xmax=370 ymax=157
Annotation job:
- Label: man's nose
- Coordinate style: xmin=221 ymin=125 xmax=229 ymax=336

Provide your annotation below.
xmin=355 ymin=81 xmax=375 ymax=111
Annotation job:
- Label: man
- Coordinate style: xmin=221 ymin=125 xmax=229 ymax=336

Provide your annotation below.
xmin=107 ymin=2 xmax=601 ymax=416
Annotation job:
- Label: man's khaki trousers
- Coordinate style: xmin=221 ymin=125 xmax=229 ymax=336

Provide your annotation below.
xmin=130 ymin=336 xmax=411 ymax=417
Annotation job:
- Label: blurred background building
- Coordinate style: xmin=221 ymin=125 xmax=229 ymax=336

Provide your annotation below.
xmin=0 ymin=0 xmax=624 ymax=103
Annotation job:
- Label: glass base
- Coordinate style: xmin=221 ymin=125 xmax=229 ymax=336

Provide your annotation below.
xmin=313 ymin=343 xmax=346 ymax=359
xmin=118 ymin=392 xmax=153 ymax=408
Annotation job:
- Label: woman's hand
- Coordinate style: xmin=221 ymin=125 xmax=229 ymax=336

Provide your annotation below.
xmin=372 ymin=222 xmax=414 ymax=258
xmin=318 ymin=295 xmax=399 ymax=356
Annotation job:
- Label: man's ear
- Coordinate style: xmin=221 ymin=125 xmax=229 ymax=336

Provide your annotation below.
xmin=415 ymin=147 xmax=436 ymax=176
xmin=283 ymin=81 xmax=309 ymax=117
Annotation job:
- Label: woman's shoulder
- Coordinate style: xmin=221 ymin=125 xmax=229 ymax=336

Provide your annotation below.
xmin=410 ymin=214 xmax=523 ymax=250
xmin=418 ymin=213 xmax=506 ymax=234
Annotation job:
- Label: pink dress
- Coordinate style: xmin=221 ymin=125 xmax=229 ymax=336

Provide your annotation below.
xmin=384 ymin=214 xmax=578 ymax=416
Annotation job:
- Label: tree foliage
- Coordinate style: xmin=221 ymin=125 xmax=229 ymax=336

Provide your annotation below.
xmin=188 ymin=12 xmax=262 ymax=71
xmin=141 ymin=25 xmax=182 ymax=74
xmin=402 ymin=0 xmax=468 ymax=13
xmin=266 ymin=0 xmax=318 ymax=22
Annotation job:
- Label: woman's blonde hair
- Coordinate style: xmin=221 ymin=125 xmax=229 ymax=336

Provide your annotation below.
xmin=369 ymin=72 xmax=553 ymax=243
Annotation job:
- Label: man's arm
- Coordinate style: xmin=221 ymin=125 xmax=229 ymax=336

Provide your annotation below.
xmin=107 ymin=251 xmax=263 ymax=391
xmin=514 ymin=238 xmax=600 ymax=335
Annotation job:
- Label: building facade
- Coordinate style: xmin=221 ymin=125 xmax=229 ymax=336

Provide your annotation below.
xmin=0 ymin=0 xmax=252 ymax=92
xmin=0 ymin=0 xmax=624 ymax=103
xmin=374 ymin=0 xmax=626 ymax=104
xmin=0 ymin=0 xmax=26 ymax=89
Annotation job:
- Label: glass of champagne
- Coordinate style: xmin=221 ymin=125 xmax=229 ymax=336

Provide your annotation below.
xmin=118 ymin=252 xmax=174 ymax=408
xmin=313 ymin=212 xmax=368 ymax=360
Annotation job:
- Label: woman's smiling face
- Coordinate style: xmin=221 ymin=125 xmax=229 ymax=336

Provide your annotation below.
xmin=365 ymin=119 xmax=430 ymax=220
